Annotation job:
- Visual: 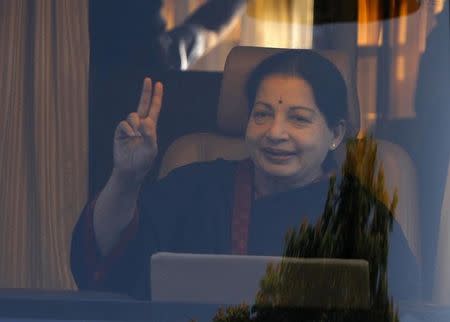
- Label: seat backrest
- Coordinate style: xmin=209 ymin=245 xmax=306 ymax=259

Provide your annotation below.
xmin=158 ymin=46 xmax=421 ymax=261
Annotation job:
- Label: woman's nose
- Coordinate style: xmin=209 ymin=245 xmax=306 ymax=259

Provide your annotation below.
xmin=266 ymin=118 xmax=289 ymax=141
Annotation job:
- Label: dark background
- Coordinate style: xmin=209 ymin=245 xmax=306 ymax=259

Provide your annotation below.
xmin=88 ymin=0 xmax=223 ymax=195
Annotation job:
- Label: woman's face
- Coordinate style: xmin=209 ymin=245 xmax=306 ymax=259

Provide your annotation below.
xmin=245 ymin=74 xmax=344 ymax=184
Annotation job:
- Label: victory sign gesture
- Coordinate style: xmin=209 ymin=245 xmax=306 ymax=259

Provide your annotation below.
xmin=113 ymin=78 xmax=163 ymax=186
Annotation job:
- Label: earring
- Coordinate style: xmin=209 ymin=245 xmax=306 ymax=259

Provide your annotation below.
xmin=331 ymin=143 xmax=336 ymax=150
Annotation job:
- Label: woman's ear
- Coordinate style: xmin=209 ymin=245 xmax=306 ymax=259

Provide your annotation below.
xmin=330 ymin=120 xmax=346 ymax=151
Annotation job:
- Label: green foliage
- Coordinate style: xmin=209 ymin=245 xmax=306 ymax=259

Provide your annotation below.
xmin=212 ymin=303 xmax=252 ymax=322
xmin=210 ymin=137 xmax=400 ymax=322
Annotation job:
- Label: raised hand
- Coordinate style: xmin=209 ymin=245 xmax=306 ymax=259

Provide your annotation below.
xmin=113 ymin=78 xmax=163 ymax=186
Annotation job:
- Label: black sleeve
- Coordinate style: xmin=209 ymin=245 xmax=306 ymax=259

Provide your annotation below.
xmin=70 ymin=160 xmax=232 ymax=299
xmin=70 ymin=195 xmax=141 ymax=295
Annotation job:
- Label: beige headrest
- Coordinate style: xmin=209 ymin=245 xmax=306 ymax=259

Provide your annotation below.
xmin=217 ymin=46 xmax=361 ymax=137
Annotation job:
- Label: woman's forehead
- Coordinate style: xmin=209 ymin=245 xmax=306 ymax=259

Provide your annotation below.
xmin=256 ymin=75 xmax=318 ymax=111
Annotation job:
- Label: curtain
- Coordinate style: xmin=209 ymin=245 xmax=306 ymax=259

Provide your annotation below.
xmin=240 ymin=0 xmax=314 ymax=49
xmin=434 ymin=163 xmax=450 ymax=304
xmin=0 ymin=0 xmax=89 ymax=289
xmin=357 ymin=0 xmax=440 ymax=127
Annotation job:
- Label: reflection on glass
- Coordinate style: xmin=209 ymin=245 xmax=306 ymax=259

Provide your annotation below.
xmin=205 ymin=137 xmax=401 ymax=322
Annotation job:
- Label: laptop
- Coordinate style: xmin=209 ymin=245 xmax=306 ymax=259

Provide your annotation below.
xmin=150 ymin=252 xmax=369 ymax=309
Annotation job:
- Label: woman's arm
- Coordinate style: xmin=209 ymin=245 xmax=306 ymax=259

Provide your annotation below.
xmin=93 ymin=170 xmax=141 ymax=256
xmin=92 ymin=78 xmax=163 ymax=255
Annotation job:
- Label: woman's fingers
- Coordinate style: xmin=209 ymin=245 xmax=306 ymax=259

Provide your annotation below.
xmin=137 ymin=78 xmax=153 ymax=118
xmin=123 ymin=112 xmax=156 ymax=140
xmin=147 ymin=82 xmax=163 ymax=123
xmin=115 ymin=120 xmax=136 ymax=139
xmin=139 ymin=117 xmax=156 ymax=141
xmin=126 ymin=113 xmax=141 ymax=136
xmin=136 ymin=78 xmax=164 ymax=122
xmin=116 ymin=78 xmax=162 ymax=143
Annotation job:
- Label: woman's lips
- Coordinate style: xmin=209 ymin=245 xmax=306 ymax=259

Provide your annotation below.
xmin=261 ymin=148 xmax=296 ymax=162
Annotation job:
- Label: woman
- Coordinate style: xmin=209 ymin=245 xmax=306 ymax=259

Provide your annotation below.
xmin=71 ymin=50 xmax=420 ymax=301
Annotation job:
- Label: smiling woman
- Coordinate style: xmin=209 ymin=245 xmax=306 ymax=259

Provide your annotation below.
xmin=244 ymin=50 xmax=347 ymax=195
xmin=71 ymin=49 xmax=420 ymax=306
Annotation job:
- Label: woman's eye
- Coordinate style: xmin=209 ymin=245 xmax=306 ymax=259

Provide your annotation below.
xmin=290 ymin=115 xmax=310 ymax=124
xmin=253 ymin=111 xmax=272 ymax=122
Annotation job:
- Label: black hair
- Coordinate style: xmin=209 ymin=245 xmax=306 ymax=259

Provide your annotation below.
xmin=245 ymin=50 xmax=349 ymax=128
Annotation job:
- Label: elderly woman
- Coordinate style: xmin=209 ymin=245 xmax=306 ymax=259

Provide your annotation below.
xmin=71 ymin=50 xmax=420 ymax=301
